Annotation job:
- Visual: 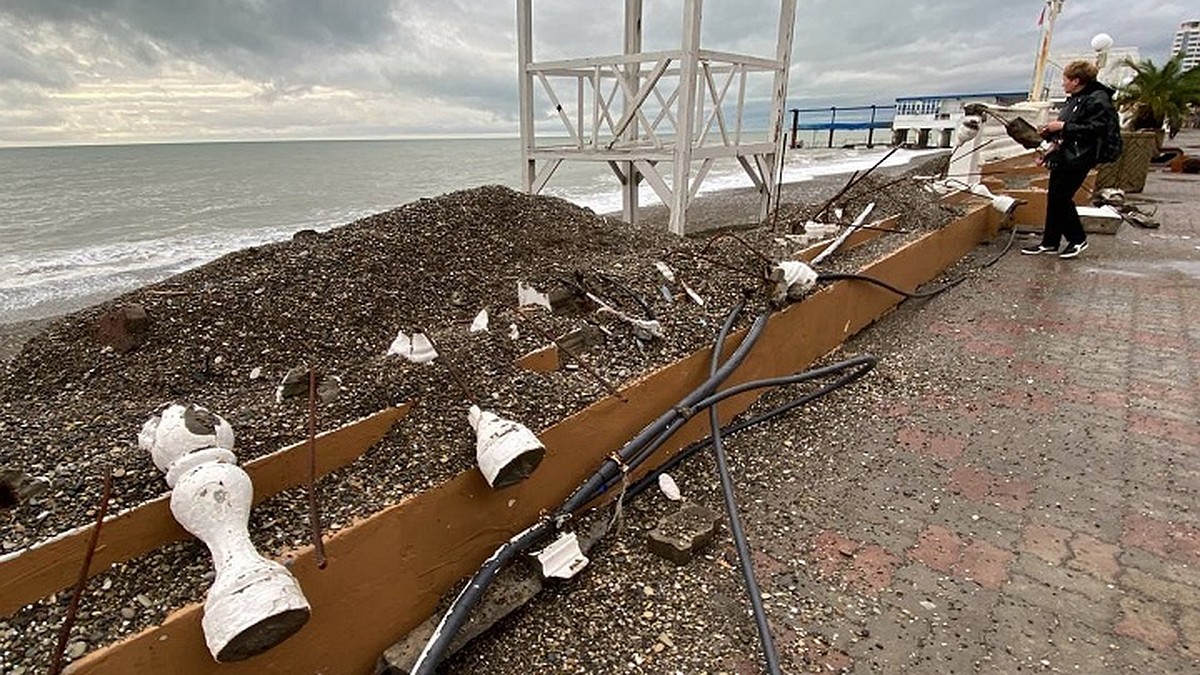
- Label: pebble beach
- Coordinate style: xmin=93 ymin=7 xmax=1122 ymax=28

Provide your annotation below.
xmin=0 ymin=153 xmax=963 ymax=673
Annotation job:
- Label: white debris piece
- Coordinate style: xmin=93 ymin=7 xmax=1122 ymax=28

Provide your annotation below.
xmin=597 ymin=307 xmax=665 ymax=341
xmin=965 ymin=182 xmax=1019 ymax=216
xmin=468 ymin=405 xmax=546 ymax=489
xmin=628 ymin=317 xmax=664 ymax=341
xmin=653 ymin=261 xmax=677 ymax=284
xmin=771 ymin=260 xmax=819 ymax=303
xmin=803 ymin=221 xmax=840 ymax=239
xmin=138 ymin=403 xmax=235 ymax=475
xmin=517 ymin=281 xmax=552 ymax=310
xmin=658 ymin=473 xmax=682 ymax=501
xmin=387 ymin=330 xmax=438 ymax=363
xmin=681 ymin=282 xmax=705 ymax=306
xmin=469 ymin=308 xmax=489 ymax=333
xmin=535 ymin=531 xmax=589 ymax=579
xmin=955 ymin=114 xmax=983 ymax=143
xmin=508 ymin=323 xmax=520 ymax=340
xmin=139 ymin=404 xmax=310 ymax=661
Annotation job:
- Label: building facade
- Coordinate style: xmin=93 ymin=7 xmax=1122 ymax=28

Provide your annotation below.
xmin=891 ymin=92 xmax=1028 ymax=148
xmin=1174 ymin=20 xmax=1200 ymax=71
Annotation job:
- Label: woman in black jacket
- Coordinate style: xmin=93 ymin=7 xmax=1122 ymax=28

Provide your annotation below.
xmin=1021 ymin=60 xmax=1117 ymax=259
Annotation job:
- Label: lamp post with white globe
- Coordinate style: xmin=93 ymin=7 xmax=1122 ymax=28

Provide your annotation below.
xmin=1092 ymin=32 xmax=1114 ymax=69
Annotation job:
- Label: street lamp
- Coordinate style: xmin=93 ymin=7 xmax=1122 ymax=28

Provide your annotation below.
xmin=1092 ymin=32 xmax=1114 ymax=69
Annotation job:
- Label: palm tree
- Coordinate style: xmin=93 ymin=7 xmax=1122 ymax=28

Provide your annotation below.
xmin=1115 ymin=54 xmax=1200 ymax=135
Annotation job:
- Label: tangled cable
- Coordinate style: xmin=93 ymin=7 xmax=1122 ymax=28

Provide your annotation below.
xmin=411 ymin=300 xmax=878 ymax=674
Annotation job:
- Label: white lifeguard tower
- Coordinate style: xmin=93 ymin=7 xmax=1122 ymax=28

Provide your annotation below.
xmin=517 ymin=0 xmax=798 ymax=235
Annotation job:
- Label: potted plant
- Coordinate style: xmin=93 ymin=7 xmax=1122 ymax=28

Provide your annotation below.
xmin=1116 ymin=54 xmax=1200 ymax=139
xmin=1098 ymin=55 xmax=1200 ymax=191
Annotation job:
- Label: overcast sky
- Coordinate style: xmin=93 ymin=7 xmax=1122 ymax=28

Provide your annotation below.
xmin=0 ymin=0 xmax=1191 ymax=147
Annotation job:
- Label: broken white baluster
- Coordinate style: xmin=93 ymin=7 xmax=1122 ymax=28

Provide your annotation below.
xmin=468 ymin=405 xmax=545 ymax=489
xmin=139 ymin=403 xmax=310 ymax=662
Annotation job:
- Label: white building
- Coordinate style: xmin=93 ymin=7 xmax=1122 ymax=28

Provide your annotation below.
xmin=891 ymin=92 xmax=1027 ymax=148
xmin=1174 ymin=20 xmax=1200 ymax=71
xmin=1045 ymin=46 xmax=1140 ymax=99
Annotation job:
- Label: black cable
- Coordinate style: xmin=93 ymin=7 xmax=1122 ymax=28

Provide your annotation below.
xmin=595 ymin=271 xmax=656 ymax=321
xmin=414 ymin=301 xmax=883 ymax=673
xmin=413 ymin=302 xmax=768 ymax=674
xmin=981 ymin=225 xmax=1020 ymax=268
xmin=816 ymin=271 xmax=965 ymax=299
xmin=625 ymin=354 xmax=877 ymax=501
xmin=569 ymin=304 xmax=764 ymax=509
xmin=706 ymin=304 xmax=782 ymax=674
xmin=411 ymin=518 xmax=555 ymax=673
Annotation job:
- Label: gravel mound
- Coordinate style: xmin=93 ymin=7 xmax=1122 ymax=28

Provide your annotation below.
xmin=0 ymin=156 xmax=956 ymax=672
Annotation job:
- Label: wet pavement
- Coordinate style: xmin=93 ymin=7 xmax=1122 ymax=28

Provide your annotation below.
xmin=756 ymin=132 xmax=1200 ymax=672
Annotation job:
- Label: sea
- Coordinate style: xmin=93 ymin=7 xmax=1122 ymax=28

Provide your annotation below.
xmin=0 ymin=134 xmax=935 ymax=325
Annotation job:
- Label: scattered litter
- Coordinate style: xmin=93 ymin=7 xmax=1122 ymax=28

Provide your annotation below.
xmin=595 ymin=306 xmax=664 ymax=341
xmin=681 ymin=282 xmax=705 ymax=306
xmin=535 ymin=532 xmax=589 ymax=579
xmin=658 ymin=473 xmax=682 ymax=501
xmin=769 ymin=260 xmax=819 ymax=304
xmin=653 ymin=261 xmax=676 ymax=284
xmin=517 ymin=281 xmax=552 ymax=310
xmin=387 ymin=330 xmax=438 ymax=363
xmin=469 ymin=405 xmax=545 ymax=489
xmin=469 ymin=309 xmax=489 ymax=333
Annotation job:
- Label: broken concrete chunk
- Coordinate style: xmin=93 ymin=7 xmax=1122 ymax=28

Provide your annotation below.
xmin=646 ymin=504 xmax=721 ymax=565
xmin=275 ymin=367 xmax=340 ymax=403
xmin=95 ymin=303 xmax=150 ymax=354
xmin=0 ymin=467 xmax=49 ymax=509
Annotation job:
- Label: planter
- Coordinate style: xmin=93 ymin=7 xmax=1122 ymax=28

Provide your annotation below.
xmin=1096 ymin=130 xmax=1159 ymax=193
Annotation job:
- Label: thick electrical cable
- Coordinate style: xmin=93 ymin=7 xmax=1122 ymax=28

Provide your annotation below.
xmin=625 ymin=354 xmax=878 ymax=502
xmin=981 ymin=224 xmax=1020 ymax=268
xmin=705 ymin=305 xmax=782 ymax=674
xmin=816 ymin=272 xmax=965 ymax=299
xmin=413 ymin=302 xmax=768 ymax=674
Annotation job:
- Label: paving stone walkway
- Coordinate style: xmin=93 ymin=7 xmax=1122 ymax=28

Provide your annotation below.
xmin=745 ymin=133 xmax=1200 ymax=673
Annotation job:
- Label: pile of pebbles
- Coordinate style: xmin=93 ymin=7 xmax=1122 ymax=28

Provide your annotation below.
xmin=0 ymin=155 xmax=956 ymax=672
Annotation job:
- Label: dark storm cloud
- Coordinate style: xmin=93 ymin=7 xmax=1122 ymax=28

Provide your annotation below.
xmin=0 ymin=36 xmax=74 ymax=88
xmin=0 ymin=0 xmax=403 ymax=84
xmin=0 ymin=0 xmax=1192 ymax=145
xmin=2 ymin=0 xmax=400 ymax=55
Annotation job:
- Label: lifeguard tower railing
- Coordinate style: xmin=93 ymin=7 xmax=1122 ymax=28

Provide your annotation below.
xmin=518 ymin=0 xmax=798 ymax=235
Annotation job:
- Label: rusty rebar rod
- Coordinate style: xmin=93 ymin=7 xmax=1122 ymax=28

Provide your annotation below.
xmin=417 ymin=329 xmax=479 ymax=406
xmin=49 ymin=470 xmax=113 ymax=675
xmin=519 ymin=314 xmax=627 ymax=403
xmin=307 ymin=369 xmax=328 ymax=569
xmin=809 ymin=145 xmax=900 ymax=224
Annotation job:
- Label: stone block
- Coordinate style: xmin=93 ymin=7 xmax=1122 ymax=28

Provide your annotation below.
xmin=95 ymin=303 xmax=150 ymax=353
xmin=646 ymin=504 xmax=721 ymax=565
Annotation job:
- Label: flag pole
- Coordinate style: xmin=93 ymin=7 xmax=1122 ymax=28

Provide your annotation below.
xmin=1029 ymin=0 xmax=1065 ymax=102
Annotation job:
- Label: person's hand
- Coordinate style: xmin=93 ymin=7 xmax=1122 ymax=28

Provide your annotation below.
xmin=1039 ymin=120 xmax=1065 ymax=135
